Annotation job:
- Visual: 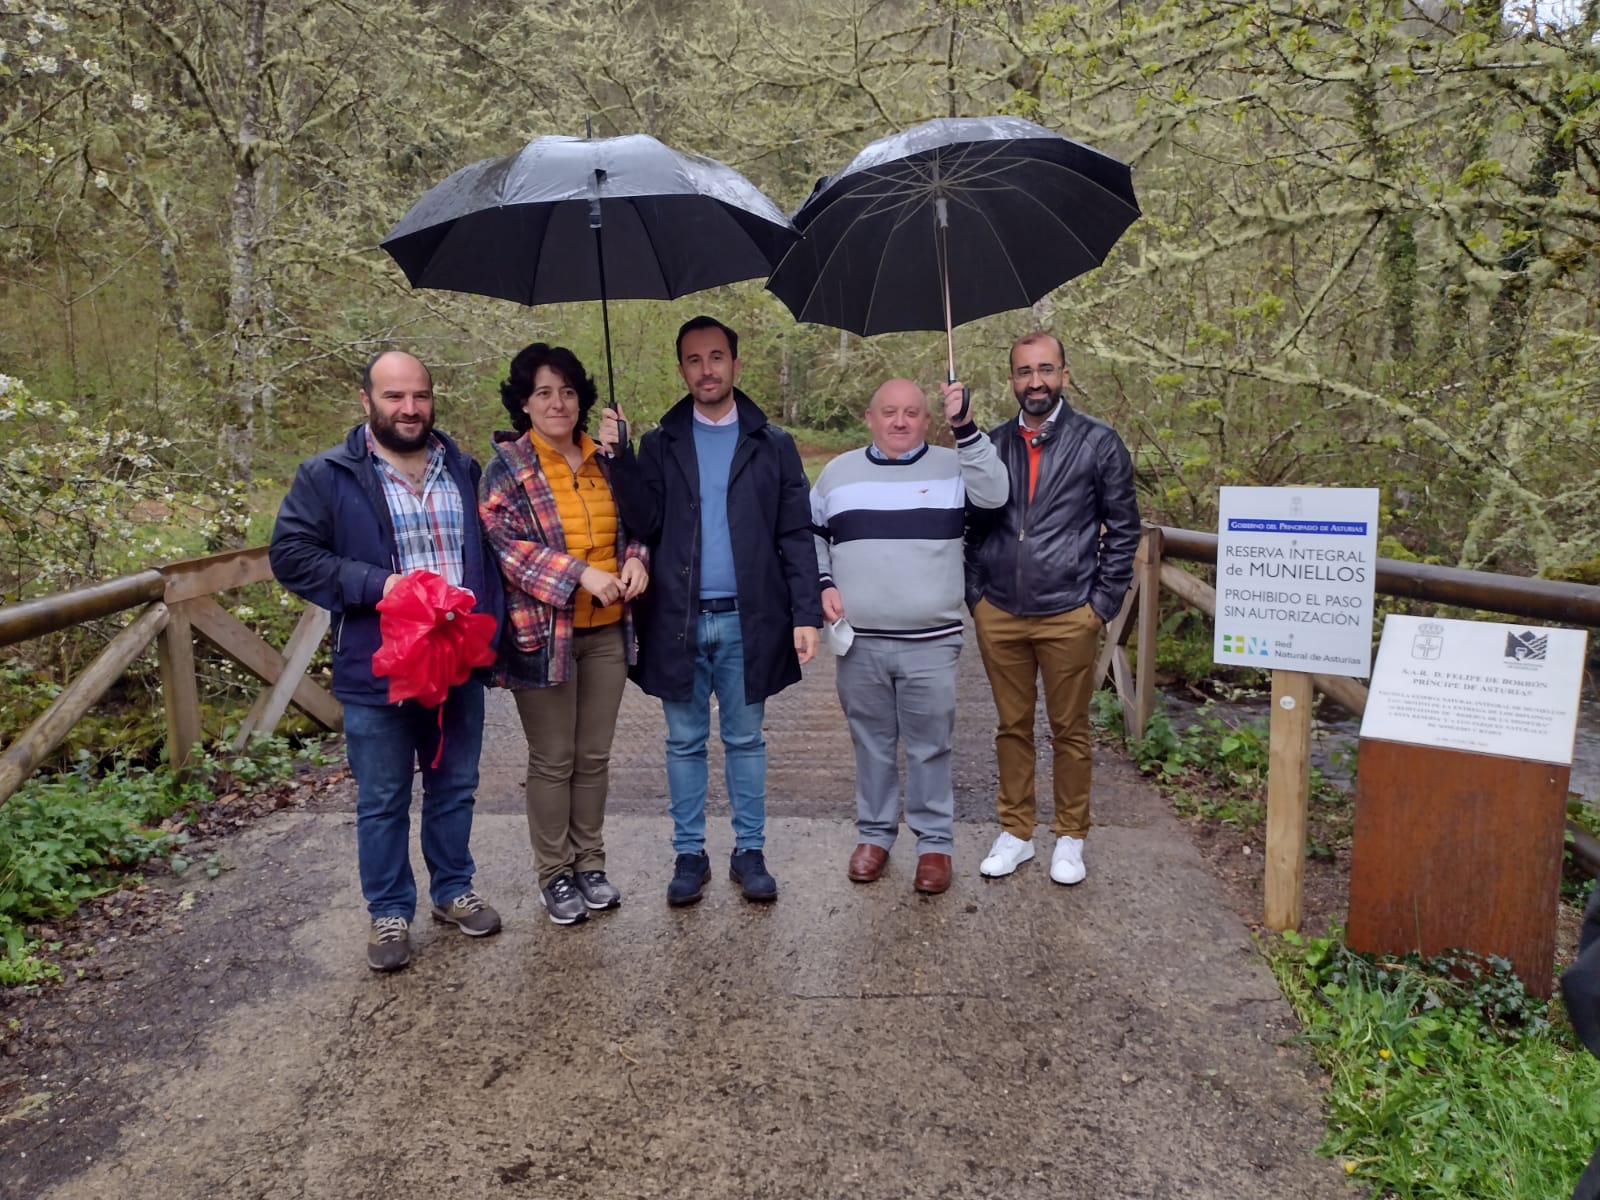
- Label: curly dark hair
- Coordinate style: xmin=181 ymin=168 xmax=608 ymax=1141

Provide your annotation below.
xmin=499 ymin=343 xmax=599 ymax=444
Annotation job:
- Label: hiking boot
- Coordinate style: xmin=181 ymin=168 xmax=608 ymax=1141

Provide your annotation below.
xmin=431 ymin=890 xmax=503 ymax=936
xmin=540 ymin=874 xmax=590 ymax=925
xmin=729 ymin=848 xmax=778 ymax=902
xmin=574 ymin=870 xmax=622 ymax=911
xmin=667 ymin=851 xmax=712 ymax=907
xmin=367 ymin=916 xmax=411 ymax=972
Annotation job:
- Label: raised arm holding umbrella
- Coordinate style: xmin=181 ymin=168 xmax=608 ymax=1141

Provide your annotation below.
xmin=773 ymin=115 xmax=1143 ymax=889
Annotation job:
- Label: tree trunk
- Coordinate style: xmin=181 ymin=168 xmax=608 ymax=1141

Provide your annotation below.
xmin=1488 ymin=120 xmax=1565 ymax=367
xmin=1350 ymin=76 xmax=1416 ymax=360
xmin=220 ymin=0 xmax=269 ymax=536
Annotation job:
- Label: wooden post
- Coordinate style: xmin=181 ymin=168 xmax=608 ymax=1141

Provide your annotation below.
xmin=232 ymin=605 xmax=333 ymax=749
xmin=1264 ymin=670 xmax=1313 ymax=931
xmin=1132 ymin=527 xmax=1162 ymax=742
xmin=1094 ymin=569 xmax=1141 ymax=731
xmin=0 ymin=601 xmax=170 ymax=806
xmin=156 ymin=601 xmax=202 ymax=770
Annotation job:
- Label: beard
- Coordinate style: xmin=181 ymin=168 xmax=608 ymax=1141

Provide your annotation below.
xmin=1016 ymin=386 xmax=1060 ymax=418
xmin=369 ymin=408 xmax=433 ymax=454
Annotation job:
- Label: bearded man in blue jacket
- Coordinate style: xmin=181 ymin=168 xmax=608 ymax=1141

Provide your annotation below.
xmin=270 ymin=350 xmax=505 ymax=972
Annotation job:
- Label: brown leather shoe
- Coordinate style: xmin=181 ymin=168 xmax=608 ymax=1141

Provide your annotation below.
xmin=847 ymin=843 xmax=889 ymax=883
xmin=913 ymin=853 xmax=952 ymax=895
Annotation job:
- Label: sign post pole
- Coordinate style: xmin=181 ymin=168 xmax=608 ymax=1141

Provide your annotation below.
xmin=1264 ymin=670 xmax=1314 ymax=931
xmin=1213 ymin=486 xmax=1379 ymax=930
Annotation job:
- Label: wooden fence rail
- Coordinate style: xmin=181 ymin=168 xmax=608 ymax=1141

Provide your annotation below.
xmin=4 ymin=529 xmax=1598 ymax=918
xmin=0 ymin=547 xmax=340 ymax=807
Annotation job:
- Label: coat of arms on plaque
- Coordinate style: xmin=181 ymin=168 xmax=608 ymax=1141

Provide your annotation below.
xmin=1412 ymin=621 xmax=1444 ymax=660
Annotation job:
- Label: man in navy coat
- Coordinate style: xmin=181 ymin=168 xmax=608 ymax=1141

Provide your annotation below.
xmin=271 ymin=350 xmax=504 ymax=972
xmin=600 ymin=317 xmax=822 ymax=907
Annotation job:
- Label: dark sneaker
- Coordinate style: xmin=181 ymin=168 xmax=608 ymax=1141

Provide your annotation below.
xmin=667 ymin=851 xmax=712 ymax=907
xmin=729 ymin=849 xmax=778 ymax=902
xmin=574 ymin=870 xmax=622 ymax=911
xmin=431 ymin=890 xmax=502 ymax=937
xmin=540 ymin=874 xmax=590 ymax=925
xmin=367 ymin=916 xmax=412 ymax=972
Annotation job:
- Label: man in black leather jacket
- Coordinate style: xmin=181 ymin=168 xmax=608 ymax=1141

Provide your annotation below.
xmin=964 ymin=332 xmax=1141 ymax=887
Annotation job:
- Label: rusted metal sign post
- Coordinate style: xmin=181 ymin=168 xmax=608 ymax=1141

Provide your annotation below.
xmin=1347 ymin=616 xmax=1587 ymax=998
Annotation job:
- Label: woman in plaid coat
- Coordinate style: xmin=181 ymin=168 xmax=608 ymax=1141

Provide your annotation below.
xmin=479 ymin=344 xmax=649 ymax=925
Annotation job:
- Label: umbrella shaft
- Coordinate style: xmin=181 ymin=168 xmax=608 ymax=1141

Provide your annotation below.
xmin=940 ymin=221 xmax=955 ymax=382
xmin=592 ymin=219 xmax=617 ymax=408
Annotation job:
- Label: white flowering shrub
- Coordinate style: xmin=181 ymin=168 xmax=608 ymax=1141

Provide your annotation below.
xmin=0 ymin=371 xmax=260 ymax=755
xmin=0 ymin=374 xmax=243 ymax=598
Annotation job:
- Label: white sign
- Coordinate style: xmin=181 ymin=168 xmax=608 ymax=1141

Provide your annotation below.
xmin=1213 ymin=487 xmax=1380 ymax=677
xmin=1361 ymin=615 xmax=1586 ymax=765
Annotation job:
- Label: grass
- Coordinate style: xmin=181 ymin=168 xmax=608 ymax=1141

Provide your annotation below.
xmin=1272 ymin=930 xmax=1600 ymax=1198
xmin=1095 ymin=685 xmax=1600 ymax=1196
xmin=0 ymin=736 xmax=325 ymax=986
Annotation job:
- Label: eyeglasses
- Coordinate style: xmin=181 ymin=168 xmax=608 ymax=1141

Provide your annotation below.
xmin=1010 ymin=365 xmax=1062 ymax=382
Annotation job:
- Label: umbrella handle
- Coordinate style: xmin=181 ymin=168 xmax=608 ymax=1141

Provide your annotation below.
xmin=950 ymin=385 xmax=971 ymax=425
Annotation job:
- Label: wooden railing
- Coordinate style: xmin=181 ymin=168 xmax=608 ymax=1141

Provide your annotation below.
xmin=1097 ymin=524 xmax=1600 ymax=739
xmin=4 ymin=525 xmax=1598 ymax=876
xmin=0 ymin=548 xmax=340 ymax=807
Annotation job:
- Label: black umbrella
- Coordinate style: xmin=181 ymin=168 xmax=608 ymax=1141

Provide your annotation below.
xmin=381 ymin=132 xmax=797 ymax=404
xmin=767 ymin=116 xmax=1140 ymax=381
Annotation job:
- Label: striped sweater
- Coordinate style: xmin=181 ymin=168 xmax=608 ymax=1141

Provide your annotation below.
xmin=810 ymin=424 xmax=1008 ymax=640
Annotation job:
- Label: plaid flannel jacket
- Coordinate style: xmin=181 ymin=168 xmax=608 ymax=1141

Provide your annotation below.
xmin=479 ymin=432 xmax=646 ymax=687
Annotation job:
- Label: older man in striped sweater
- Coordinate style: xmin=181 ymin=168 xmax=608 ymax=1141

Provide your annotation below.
xmin=811 ymin=377 xmax=1008 ymax=893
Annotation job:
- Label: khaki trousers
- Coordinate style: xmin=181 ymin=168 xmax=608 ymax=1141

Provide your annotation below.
xmin=511 ymin=624 xmax=629 ymax=886
xmin=973 ymin=598 xmax=1101 ymax=840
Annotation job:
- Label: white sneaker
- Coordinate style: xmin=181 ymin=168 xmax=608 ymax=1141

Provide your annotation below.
xmin=979 ymin=832 xmax=1035 ymax=878
xmin=1051 ymin=836 xmax=1086 ymax=885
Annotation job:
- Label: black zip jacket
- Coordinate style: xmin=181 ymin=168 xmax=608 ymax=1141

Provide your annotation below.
xmin=965 ymin=404 xmax=1141 ymax=622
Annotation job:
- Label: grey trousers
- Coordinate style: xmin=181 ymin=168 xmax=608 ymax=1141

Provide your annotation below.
xmin=511 ymin=624 xmax=629 ymax=887
xmin=834 ymin=634 xmax=960 ymax=855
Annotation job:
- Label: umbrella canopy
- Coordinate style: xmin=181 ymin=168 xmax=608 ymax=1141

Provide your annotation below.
xmin=371 ymin=571 xmax=498 ymax=711
xmin=767 ymin=116 xmax=1140 ymax=375
xmin=380 ymin=133 xmax=797 ymax=306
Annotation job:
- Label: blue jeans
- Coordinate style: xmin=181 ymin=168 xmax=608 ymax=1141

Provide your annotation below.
xmin=662 ymin=609 xmax=767 ymax=855
xmin=342 ymin=680 xmax=485 ymax=920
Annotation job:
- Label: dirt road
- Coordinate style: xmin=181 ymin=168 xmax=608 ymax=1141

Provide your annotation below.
xmin=3 ymin=646 xmax=1353 ymax=1199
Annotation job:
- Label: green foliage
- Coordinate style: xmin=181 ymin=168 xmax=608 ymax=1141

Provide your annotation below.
xmin=1563 ymin=801 xmax=1600 ymax=904
xmin=1 ymin=0 xmax=1595 ymax=576
xmin=0 ymin=736 xmax=315 ymax=986
xmin=0 ymin=374 xmax=242 ymax=597
xmin=1094 ymin=692 xmax=1348 ymax=834
xmin=1272 ymin=930 xmax=1599 ymax=1198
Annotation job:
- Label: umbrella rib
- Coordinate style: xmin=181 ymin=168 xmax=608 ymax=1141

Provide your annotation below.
xmin=791 ymin=187 xmax=933 ymax=324
xmin=860 ymin=197 xmax=941 ymax=333
xmin=947 ymin=180 xmax=1097 ymax=271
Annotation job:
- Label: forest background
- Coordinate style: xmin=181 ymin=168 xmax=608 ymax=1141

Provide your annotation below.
xmin=1 ymin=0 xmax=1597 ymax=695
